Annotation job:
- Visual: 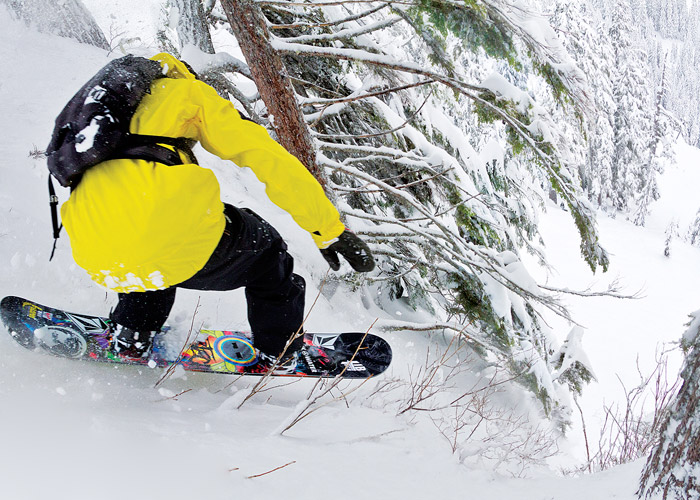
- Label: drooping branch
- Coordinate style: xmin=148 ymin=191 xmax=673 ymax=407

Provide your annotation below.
xmin=282 ymin=16 xmax=401 ymax=43
xmin=302 ymin=79 xmax=434 ymax=106
xmin=269 ymin=2 xmax=390 ymax=30
xmin=324 ymin=160 xmax=573 ymax=322
xmin=312 ymin=90 xmax=431 ymax=138
xmin=271 ymin=38 xmax=608 ymax=272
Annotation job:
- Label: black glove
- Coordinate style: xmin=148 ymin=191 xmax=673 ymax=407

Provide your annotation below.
xmin=320 ymin=230 xmax=375 ymax=272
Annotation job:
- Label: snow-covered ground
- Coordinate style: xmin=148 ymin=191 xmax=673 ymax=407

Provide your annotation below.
xmin=528 ymin=140 xmax=700 ymax=468
xmin=2 ymin=5 xmax=699 ymax=499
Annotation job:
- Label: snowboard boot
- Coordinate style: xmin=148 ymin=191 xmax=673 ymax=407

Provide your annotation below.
xmin=241 ymin=334 xmax=306 ymax=374
xmin=249 ymin=350 xmax=295 ymax=374
xmin=109 ymin=323 xmax=157 ymax=359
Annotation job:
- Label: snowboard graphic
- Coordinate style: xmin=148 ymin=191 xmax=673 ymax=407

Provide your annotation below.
xmin=0 ymin=296 xmax=391 ymax=379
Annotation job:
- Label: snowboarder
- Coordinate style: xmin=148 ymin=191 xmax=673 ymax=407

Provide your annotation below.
xmin=57 ymin=53 xmax=375 ymax=362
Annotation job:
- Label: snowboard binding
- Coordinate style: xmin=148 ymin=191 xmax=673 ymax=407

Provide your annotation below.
xmin=211 ymin=334 xmax=258 ymax=367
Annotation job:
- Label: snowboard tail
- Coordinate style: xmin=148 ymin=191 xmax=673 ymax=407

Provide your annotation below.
xmin=0 ymin=296 xmax=391 ymax=379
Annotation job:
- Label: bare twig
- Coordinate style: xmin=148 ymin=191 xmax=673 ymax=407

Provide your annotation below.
xmin=574 ymin=396 xmax=592 ymax=473
xmin=540 ymin=278 xmax=644 ymax=300
xmin=236 ymin=274 xmax=330 ymax=409
xmin=566 ymin=348 xmax=681 ymax=474
xmin=154 ymin=389 xmax=192 ymax=402
xmin=155 ymin=297 xmax=202 ymax=388
xmin=272 ymin=320 xmax=378 ymax=435
xmin=247 ymin=461 xmax=296 ymax=479
xmin=28 ymin=146 xmax=47 ymax=159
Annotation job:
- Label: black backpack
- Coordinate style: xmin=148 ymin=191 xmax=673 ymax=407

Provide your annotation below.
xmin=46 ymin=55 xmax=196 ymax=258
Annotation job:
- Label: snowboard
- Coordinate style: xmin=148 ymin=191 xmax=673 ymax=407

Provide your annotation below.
xmin=0 ymin=296 xmax=392 ymax=379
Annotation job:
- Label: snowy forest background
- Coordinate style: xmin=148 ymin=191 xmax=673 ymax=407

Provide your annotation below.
xmin=3 ymin=0 xmax=700 ymax=498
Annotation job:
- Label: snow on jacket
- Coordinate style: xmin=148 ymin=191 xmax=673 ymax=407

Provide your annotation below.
xmin=61 ymin=53 xmax=345 ymax=293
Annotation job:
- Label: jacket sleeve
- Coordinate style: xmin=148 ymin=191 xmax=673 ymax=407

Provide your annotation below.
xmin=189 ymin=81 xmax=345 ymax=248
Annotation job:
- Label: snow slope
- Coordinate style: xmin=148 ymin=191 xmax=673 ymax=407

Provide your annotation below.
xmin=1 ymin=6 xmax=696 ymax=499
xmin=529 ymin=141 xmax=700 ymax=465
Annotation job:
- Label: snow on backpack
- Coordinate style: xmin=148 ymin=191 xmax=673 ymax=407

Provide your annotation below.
xmin=46 ymin=54 xmax=196 ymax=259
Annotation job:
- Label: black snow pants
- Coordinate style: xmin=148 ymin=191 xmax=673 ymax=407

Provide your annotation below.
xmin=111 ymin=204 xmax=306 ymax=357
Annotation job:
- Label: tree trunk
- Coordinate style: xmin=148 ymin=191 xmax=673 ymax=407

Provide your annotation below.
xmin=638 ymin=318 xmax=700 ymax=499
xmin=219 ymin=0 xmax=324 ymax=187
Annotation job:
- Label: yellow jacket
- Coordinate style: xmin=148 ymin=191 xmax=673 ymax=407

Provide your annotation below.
xmin=61 ymin=53 xmax=345 ymax=292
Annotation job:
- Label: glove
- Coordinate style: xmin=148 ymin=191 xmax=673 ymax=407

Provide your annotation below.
xmin=320 ymin=230 xmax=375 ymax=272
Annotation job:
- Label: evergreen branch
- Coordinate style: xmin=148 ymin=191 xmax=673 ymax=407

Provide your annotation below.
xmin=341 ymin=205 xmax=573 ymax=323
xmin=327 ymin=160 xmax=572 ymax=321
xmin=391 ymin=6 xmax=454 ymax=76
xmin=196 ymin=53 xmax=254 ymax=79
xmin=364 ymin=261 xmax=421 ymax=283
xmin=323 ymin=159 xmax=467 ymax=244
xmin=272 ymin=33 xmax=608 ymax=273
xmin=397 ymin=192 xmax=483 ymax=222
xmin=323 ymin=135 xmax=495 ymax=219
xmin=367 ymin=246 xmax=456 ymax=275
xmin=270 ymin=38 xmax=485 ymax=93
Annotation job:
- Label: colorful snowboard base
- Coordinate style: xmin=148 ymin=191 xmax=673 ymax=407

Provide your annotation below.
xmin=0 ymin=296 xmax=392 ymax=379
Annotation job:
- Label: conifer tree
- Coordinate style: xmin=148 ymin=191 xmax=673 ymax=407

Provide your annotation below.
xmin=553 ymin=0 xmax=616 ymax=209
xmin=688 ymin=210 xmax=700 ymax=247
xmin=182 ymin=0 xmax=610 ymax=420
xmin=170 ymin=0 xmax=215 ymax=54
xmin=633 ymin=61 xmax=672 ymax=226
xmin=609 ymin=0 xmax=652 ymax=212
xmin=3 ymin=0 xmax=108 ymax=49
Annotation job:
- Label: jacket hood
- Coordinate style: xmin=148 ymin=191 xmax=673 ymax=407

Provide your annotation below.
xmin=151 ymin=53 xmax=197 ymax=80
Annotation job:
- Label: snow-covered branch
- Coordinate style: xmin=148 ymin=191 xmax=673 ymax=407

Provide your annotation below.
xmin=280 ymin=16 xmax=401 ymax=43
xmin=269 ymin=2 xmax=390 ymax=30
xmin=272 ymin=37 xmax=608 ymax=271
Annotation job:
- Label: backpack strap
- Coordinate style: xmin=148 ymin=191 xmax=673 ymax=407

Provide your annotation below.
xmin=119 ymin=134 xmax=199 ymax=166
xmin=48 ymin=175 xmax=63 ymax=261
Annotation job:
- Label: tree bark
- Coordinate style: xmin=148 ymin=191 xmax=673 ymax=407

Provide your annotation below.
xmin=219 ymin=0 xmax=324 ymax=186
